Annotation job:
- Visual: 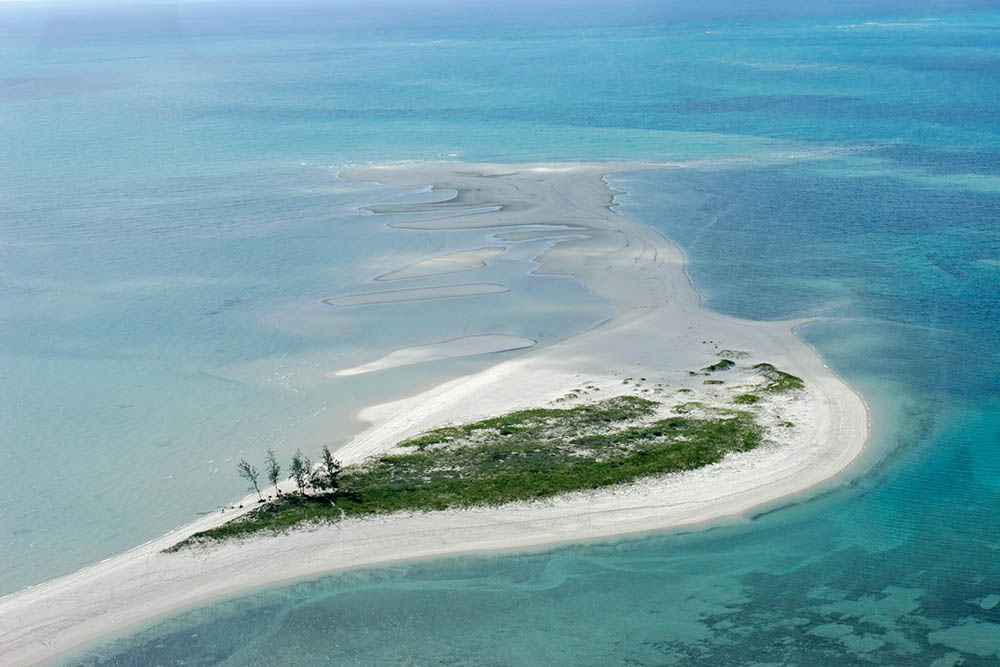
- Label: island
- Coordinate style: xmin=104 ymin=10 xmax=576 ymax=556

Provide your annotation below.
xmin=0 ymin=163 xmax=868 ymax=666
xmin=174 ymin=360 xmax=806 ymax=549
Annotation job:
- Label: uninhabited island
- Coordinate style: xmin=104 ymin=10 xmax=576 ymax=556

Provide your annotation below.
xmin=0 ymin=163 xmax=868 ymax=667
xmin=170 ymin=360 xmax=804 ymax=551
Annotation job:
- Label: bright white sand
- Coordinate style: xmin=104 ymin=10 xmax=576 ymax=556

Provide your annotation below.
xmin=0 ymin=163 xmax=868 ymax=666
xmin=328 ymin=334 xmax=536 ymax=377
xmin=323 ymin=282 xmax=509 ymax=307
xmin=375 ymin=246 xmax=505 ymax=281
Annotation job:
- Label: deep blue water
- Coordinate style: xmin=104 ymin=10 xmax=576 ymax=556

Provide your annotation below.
xmin=1 ymin=1 xmax=998 ymax=664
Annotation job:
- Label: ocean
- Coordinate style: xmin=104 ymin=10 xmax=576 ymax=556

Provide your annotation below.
xmin=1 ymin=1 xmax=998 ymax=664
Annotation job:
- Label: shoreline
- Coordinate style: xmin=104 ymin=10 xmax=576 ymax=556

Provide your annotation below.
xmin=0 ymin=163 xmax=869 ymax=666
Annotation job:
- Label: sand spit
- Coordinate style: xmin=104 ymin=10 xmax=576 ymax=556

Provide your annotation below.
xmin=0 ymin=163 xmax=868 ymax=666
xmin=375 ymin=246 xmax=505 ymax=281
xmin=323 ymin=282 xmax=509 ymax=307
xmin=328 ymin=334 xmax=537 ymax=377
xmin=494 ymin=226 xmax=587 ymax=241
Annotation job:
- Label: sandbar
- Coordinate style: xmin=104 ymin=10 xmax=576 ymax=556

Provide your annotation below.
xmin=375 ymin=247 xmax=505 ymax=281
xmin=328 ymin=334 xmax=536 ymax=377
xmin=494 ymin=227 xmax=586 ymax=241
xmin=323 ymin=283 xmax=509 ymax=307
xmin=0 ymin=163 xmax=868 ymax=666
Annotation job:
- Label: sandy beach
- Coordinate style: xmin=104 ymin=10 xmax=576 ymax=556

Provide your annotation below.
xmin=0 ymin=163 xmax=868 ymax=666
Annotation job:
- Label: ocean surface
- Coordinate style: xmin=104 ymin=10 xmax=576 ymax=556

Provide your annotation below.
xmin=2 ymin=1 xmax=998 ymax=664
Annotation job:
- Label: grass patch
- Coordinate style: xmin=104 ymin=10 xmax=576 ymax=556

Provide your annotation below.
xmin=763 ymin=371 xmax=805 ymax=392
xmin=733 ymin=393 xmax=762 ymax=405
xmin=752 ymin=363 xmax=805 ymax=392
xmin=169 ymin=395 xmax=765 ymax=551
xmin=702 ymin=359 xmax=735 ymax=373
xmin=397 ymin=396 xmax=657 ymax=450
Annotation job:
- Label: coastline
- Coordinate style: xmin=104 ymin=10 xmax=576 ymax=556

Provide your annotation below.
xmin=0 ymin=163 xmax=869 ymax=666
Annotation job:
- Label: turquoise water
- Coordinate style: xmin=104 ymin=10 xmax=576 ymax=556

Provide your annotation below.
xmin=2 ymin=1 xmax=998 ymax=664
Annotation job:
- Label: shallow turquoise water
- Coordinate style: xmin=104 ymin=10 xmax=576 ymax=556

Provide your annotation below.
xmin=67 ymin=161 xmax=1000 ymax=665
xmin=2 ymin=1 xmax=998 ymax=664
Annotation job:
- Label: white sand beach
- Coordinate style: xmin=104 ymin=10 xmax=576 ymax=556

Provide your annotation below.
xmin=0 ymin=163 xmax=868 ymax=666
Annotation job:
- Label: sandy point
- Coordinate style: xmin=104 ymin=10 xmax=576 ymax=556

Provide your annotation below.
xmin=0 ymin=162 xmax=868 ymax=666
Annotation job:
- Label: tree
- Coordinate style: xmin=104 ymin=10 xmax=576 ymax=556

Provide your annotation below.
xmin=288 ymin=449 xmax=312 ymax=494
xmin=237 ymin=458 xmax=263 ymax=502
xmin=312 ymin=445 xmax=342 ymax=495
xmin=264 ymin=448 xmax=281 ymax=496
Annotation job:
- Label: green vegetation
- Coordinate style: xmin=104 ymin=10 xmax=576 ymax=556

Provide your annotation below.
xmin=313 ymin=445 xmax=343 ymax=494
xmin=288 ymin=449 xmax=312 ymax=493
xmin=733 ymin=393 xmax=762 ymax=405
xmin=702 ymin=359 xmax=735 ymax=373
xmin=169 ymin=394 xmax=765 ymax=551
xmin=397 ymin=396 xmax=657 ymax=450
xmin=753 ymin=363 xmax=805 ymax=392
